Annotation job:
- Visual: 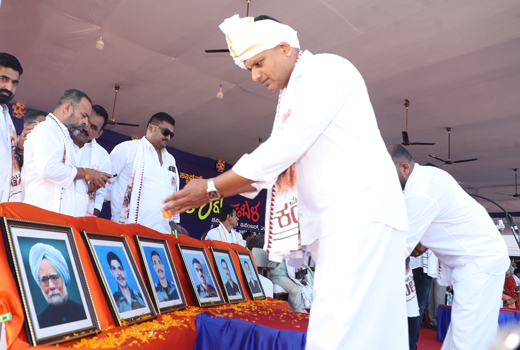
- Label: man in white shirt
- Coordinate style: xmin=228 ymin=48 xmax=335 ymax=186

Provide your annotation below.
xmin=23 ymin=89 xmax=112 ymax=215
xmin=205 ymin=205 xmax=246 ymax=246
xmin=16 ymin=109 xmax=47 ymax=167
xmin=387 ymin=144 xmax=509 ymax=350
xmin=110 ymin=112 xmax=179 ymax=234
xmin=163 ymin=15 xmax=409 ymax=349
xmin=72 ymin=105 xmax=111 ymax=217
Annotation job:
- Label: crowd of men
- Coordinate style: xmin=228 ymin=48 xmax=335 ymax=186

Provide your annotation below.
xmin=0 ymin=52 xmax=180 ymax=234
xmin=1 ymin=10 xmax=514 ymax=350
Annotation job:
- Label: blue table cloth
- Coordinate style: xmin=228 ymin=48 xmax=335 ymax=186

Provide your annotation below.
xmin=194 ymin=312 xmax=307 ymax=350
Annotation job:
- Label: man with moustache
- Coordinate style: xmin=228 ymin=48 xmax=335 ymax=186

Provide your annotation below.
xmin=220 ymin=259 xmax=241 ymax=297
xmin=205 ymin=205 xmax=246 ymax=246
xmin=244 ymin=261 xmax=262 ymax=294
xmin=0 ymin=53 xmax=26 ymax=202
xmin=107 ymin=252 xmax=145 ymax=312
xmin=22 ymin=89 xmax=111 ymax=215
xmin=192 ymin=258 xmax=218 ymax=298
xmin=29 ymin=243 xmax=86 ymax=328
xmin=110 ymin=112 xmax=180 ymax=233
xmin=72 ymin=105 xmax=111 ymax=217
xmin=150 ymin=251 xmax=179 ymax=301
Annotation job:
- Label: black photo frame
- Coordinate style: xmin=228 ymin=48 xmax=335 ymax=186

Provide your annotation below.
xmin=210 ymin=247 xmax=246 ymax=304
xmin=2 ymin=218 xmax=100 ymax=346
xmin=236 ymin=250 xmax=266 ymax=300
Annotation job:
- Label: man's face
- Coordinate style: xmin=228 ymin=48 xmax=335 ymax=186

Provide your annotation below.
xmin=244 ymin=45 xmax=293 ymax=93
xmin=147 ymin=121 xmax=174 ymax=150
xmin=64 ymin=97 xmax=91 ymax=136
xmin=194 ymin=262 xmax=206 ymax=285
xmin=38 ymin=258 xmax=68 ymax=306
xmin=221 ymin=261 xmax=231 ymax=281
xmin=0 ymin=66 xmax=20 ymax=104
xmin=228 ymin=210 xmax=239 ymax=227
xmin=109 ymin=259 xmax=127 ymax=288
xmin=245 ymin=263 xmax=253 ymax=280
xmin=75 ymin=110 xmax=104 ymax=143
xmin=152 ymin=254 xmax=165 ymax=279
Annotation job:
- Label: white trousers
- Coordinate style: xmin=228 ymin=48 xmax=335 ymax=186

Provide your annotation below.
xmin=306 ymin=222 xmax=408 ymax=350
xmin=441 ymin=272 xmax=503 ymax=350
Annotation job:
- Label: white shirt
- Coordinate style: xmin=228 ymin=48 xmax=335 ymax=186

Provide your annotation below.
xmin=74 ymin=138 xmax=111 ymax=216
xmin=513 ymin=274 xmax=520 ymax=286
xmin=403 ymin=164 xmax=509 ymax=280
xmin=233 ymin=51 xmax=408 ymax=245
xmin=22 ymin=114 xmax=77 ymax=215
xmin=110 ymin=137 xmax=179 ymax=234
xmin=0 ymin=105 xmax=11 ymax=201
xmin=205 ymin=222 xmax=246 ymax=247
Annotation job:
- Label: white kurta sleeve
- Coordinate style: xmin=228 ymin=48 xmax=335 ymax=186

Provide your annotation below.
xmin=404 ymin=195 xmax=440 ymax=257
xmin=232 ymin=58 xmax=362 ymax=183
xmin=30 ymin=126 xmax=77 ymax=188
xmin=94 ymin=152 xmax=111 ymax=210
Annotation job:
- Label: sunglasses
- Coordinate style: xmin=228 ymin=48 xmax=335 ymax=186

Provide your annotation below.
xmin=153 ymin=124 xmax=174 ymax=138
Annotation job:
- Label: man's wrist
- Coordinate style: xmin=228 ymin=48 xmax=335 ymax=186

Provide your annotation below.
xmin=206 ymin=178 xmax=221 ymax=202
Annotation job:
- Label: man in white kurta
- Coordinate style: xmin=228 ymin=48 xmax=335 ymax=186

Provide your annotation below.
xmin=110 ymin=112 xmax=180 ymax=234
xmin=23 ymin=89 xmax=112 ymax=215
xmin=0 ymin=53 xmax=24 ymax=203
xmin=73 ymin=105 xmax=111 ymax=217
xmin=162 ymin=15 xmax=409 ymax=350
xmin=387 ymin=144 xmax=509 ymax=350
xmin=205 ymin=205 xmax=246 ymax=246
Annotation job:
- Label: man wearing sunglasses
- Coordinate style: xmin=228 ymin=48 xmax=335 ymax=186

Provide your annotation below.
xmin=110 ymin=112 xmax=180 ymax=234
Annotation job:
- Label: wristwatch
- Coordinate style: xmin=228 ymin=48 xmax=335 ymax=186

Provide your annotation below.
xmin=206 ymin=178 xmax=221 ymax=202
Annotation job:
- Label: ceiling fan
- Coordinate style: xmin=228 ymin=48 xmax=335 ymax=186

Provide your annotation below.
xmin=205 ymin=0 xmax=252 ymax=54
xmin=401 ymin=99 xmax=435 ymax=146
xmin=495 ymin=168 xmax=520 ymax=198
xmin=107 ymin=83 xmax=139 ymax=127
xmin=428 ymin=127 xmax=478 ymax=165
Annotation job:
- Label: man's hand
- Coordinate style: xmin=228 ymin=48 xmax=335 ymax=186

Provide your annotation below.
xmin=85 ymin=169 xmax=112 ymax=189
xmin=87 ymin=182 xmax=102 ymax=193
xmin=410 ymin=242 xmax=428 ymax=257
xmin=162 ymin=179 xmax=209 ymax=217
xmin=17 ymin=122 xmax=39 ymax=149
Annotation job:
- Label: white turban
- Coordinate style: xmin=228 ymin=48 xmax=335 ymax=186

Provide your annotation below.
xmin=29 ymin=243 xmax=70 ymax=286
xmin=219 ymin=14 xmax=300 ymax=69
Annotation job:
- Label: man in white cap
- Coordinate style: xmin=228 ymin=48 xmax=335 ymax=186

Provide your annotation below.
xmin=162 ymin=15 xmax=408 ymax=349
xmin=29 ymin=243 xmax=87 ymax=328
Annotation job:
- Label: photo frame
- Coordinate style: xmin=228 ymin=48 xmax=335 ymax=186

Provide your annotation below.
xmin=236 ymin=251 xmax=266 ymax=300
xmin=1 ymin=218 xmax=100 ymax=346
xmin=82 ymin=231 xmax=156 ymax=326
xmin=210 ymin=248 xmax=246 ymax=304
xmin=134 ymin=236 xmax=187 ymax=313
xmin=176 ymin=244 xmax=225 ymax=307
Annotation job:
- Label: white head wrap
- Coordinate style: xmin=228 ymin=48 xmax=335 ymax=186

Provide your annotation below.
xmin=29 ymin=243 xmax=71 ymax=286
xmin=219 ymin=14 xmax=300 ymax=69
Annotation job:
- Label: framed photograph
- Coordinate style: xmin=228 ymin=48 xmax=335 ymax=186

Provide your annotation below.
xmin=82 ymin=232 xmax=156 ymax=326
xmin=134 ymin=236 xmax=187 ymax=313
xmin=1 ymin=218 xmax=100 ymax=346
xmin=236 ymin=251 xmax=266 ymax=300
xmin=210 ymin=248 xmax=246 ymax=304
xmin=176 ymin=244 xmax=225 ymax=307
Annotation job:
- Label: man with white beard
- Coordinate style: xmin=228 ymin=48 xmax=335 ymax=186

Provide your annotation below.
xmin=29 ymin=243 xmax=86 ymax=328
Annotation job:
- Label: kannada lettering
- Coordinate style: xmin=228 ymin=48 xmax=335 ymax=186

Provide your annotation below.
xmin=273 ymin=202 xmax=298 ymax=228
xmin=179 ymin=172 xmax=203 ymax=184
xmin=230 ymin=201 xmax=261 ymax=223
xmin=186 ymin=199 xmax=262 ymax=223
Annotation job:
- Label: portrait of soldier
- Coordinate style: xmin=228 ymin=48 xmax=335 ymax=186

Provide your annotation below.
xmin=29 ymin=243 xmax=86 ymax=328
xmin=150 ymin=250 xmax=178 ymax=302
xmin=244 ymin=260 xmax=262 ymax=294
xmin=107 ymin=251 xmax=145 ymax=312
xmin=192 ymin=258 xmax=217 ymax=298
xmin=220 ymin=259 xmax=241 ymax=297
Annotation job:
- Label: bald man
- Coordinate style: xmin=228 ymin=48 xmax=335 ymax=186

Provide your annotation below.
xmin=29 ymin=243 xmax=86 ymax=328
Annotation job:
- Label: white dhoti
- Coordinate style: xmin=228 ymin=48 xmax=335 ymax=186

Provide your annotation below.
xmin=307 ymin=222 xmax=408 ymax=350
xmin=441 ymin=271 xmax=503 ymax=350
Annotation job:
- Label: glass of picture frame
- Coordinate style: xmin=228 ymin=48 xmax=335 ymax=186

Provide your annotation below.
xmin=134 ymin=235 xmax=187 ymax=313
xmin=210 ymin=247 xmax=246 ymax=304
xmin=236 ymin=250 xmax=266 ymax=300
xmin=1 ymin=218 xmax=100 ymax=346
xmin=82 ymin=231 xmax=156 ymax=326
xmin=177 ymin=244 xmax=225 ymax=307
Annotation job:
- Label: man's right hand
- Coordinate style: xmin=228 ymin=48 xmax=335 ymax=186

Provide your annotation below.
xmin=85 ymin=169 xmax=112 ymax=188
